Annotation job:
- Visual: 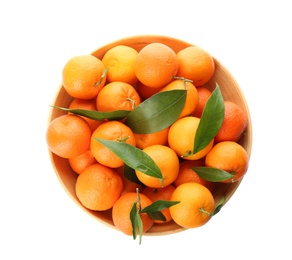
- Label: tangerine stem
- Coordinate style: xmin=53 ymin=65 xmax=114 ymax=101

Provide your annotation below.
xmin=117 ymin=136 xmax=130 ymax=142
xmin=126 ymin=97 xmax=136 ymax=109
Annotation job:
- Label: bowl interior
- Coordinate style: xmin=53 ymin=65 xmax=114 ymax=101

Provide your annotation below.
xmin=48 ymin=35 xmax=252 ymax=235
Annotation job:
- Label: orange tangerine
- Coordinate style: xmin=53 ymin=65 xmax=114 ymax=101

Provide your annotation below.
xmin=134 ymin=42 xmax=179 ymax=88
xmin=170 ymin=182 xmax=215 ymax=228
xmin=135 ymin=145 xmax=179 ymax=188
xmin=168 ymin=116 xmax=214 ymax=160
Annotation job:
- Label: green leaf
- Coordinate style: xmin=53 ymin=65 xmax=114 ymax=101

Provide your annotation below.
xmin=192 ymin=166 xmax=234 ymax=182
xmin=130 ymin=202 xmax=139 ymax=240
xmin=125 ymin=89 xmax=187 ymax=134
xmin=137 ymin=212 xmax=143 ymax=245
xmin=95 ymin=139 xmax=163 ymax=182
xmin=51 ymin=105 xmax=130 ymax=121
xmin=141 ymin=200 xmax=180 ymax=214
xmin=212 ymin=196 xmax=225 ymax=216
xmin=141 ymin=200 xmax=180 ymax=222
xmin=130 ymin=202 xmax=143 ymax=244
xmin=130 ymin=190 xmax=144 ymax=244
xmin=193 ymin=83 xmax=224 ymax=154
xmin=146 ymin=211 xmax=166 ymax=222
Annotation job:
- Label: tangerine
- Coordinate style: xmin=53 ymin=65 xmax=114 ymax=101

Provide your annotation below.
xmin=215 ymin=101 xmax=248 ymax=143
xmin=136 ymin=81 xmax=163 ymax=100
xmin=96 ymin=81 xmax=141 ymax=112
xmin=176 ymin=46 xmax=215 ymax=86
xmin=46 ymin=114 xmax=91 ymax=158
xmin=90 ymin=120 xmax=136 ymax=168
xmin=135 ymin=144 xmax=179 ymax=188
xmin=134 ymin=42 xmax=179 ymax=88
xmin=192 ymin=86 xmax=212 ymax=118
xmin=168 ymin=116 xmax=214 ymax=160
xmin=112 ymin=192 xmax=154 ymax=236
xmin=134 ymin=127 xmax=169 ymax=150
xmin=68 ymin=149 xmax=97 ymax=175
xmin=205 ymin=141 xmax=249 ymax=183
xmin=169 ymin=182 xmax=215 ymax=228
xmin=62 ymin=55 xmax=107 ymax=99
xmin=102 ymin=45 xmax=138 ymax=85
xmin=75 ymin=163 xmax=123 ymax=211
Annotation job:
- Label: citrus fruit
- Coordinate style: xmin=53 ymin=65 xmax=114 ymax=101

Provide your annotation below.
xmin=142 ymin=185 xmax=176 ymax=223
xmin=168 ymin=116 xmax=214 ymax=160
xmin=159 ymin=79 xmax=199 ymax=118
xmin=135 ymin=144 xmax=179 ymax=188
xmin=68 ymin=98 xmax=103 ymax=132
xmin=173 ymin=160 xmax=215 ymax=192
xmin=112 ymin=192 xmax=154 ymax=236
xmin=90 ymin=120 xmax=136 ymax=168
xmin=215 ymin=101 xmax=248 ymax=143
xmin=134 ymin=127 xmax=169 ymax=150
xmin=102 ymin=45 xmax=138 ymax=85
xmin=62 ymin=55 xmax=107 ymax=99
xmin=192 ymin=86 xmax=212 ymax=118
xmin=134 ymin=42 xmax=179 ymax=88
xmin=46 ymin=114 xmax=91 ymax=158
xmin=169 ymin=182 xmax=215 ymax=228
xmin=176 ymin=46 xmax=215 ymax=86
xmin=136 ymin=81 xmax=163 ymax=100
xmin=205 ymin=141 xmax=249 ymax=183
xmin=68 ymin=149 xmax=97 ymax=175
xmin=96 ymin=81 xmax=141 ymax=112
xmin=75 ymin=163 xmax=123 ymax=211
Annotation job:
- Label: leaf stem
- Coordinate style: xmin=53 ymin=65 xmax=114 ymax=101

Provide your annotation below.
xmin=94 ymin=68 xmax=108 ymax=87
xmin=136 ymin=188 xmax=142 ymax=212
xmin=161 ymin=178 xmax=165 ymax=188
xmin=173 ymin=76 xmax=193 ymax=90
xmin=181 ymin=150 xmax=193 ymax=158
xmin=199 ymin=208 xmax=212 ymax=216
xmin=173 ymin=76 xmax=193 ymax=83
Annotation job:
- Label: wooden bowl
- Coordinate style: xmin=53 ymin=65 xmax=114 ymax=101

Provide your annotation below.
xmin=48 ymin=35 xmax=252 ymax=236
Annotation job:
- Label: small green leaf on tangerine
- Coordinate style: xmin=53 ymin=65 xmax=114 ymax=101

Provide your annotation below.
xmin=192 ymin=166 xmax=234 ymax=182
xmin=125 ymin=89 xmax=187 ymax=134
xmin=51 ymin=105 xmax=130 ymax=121
xmin=141 ymin=200 xmax=180 ymax=214
xmin=193 ymin=83 xmax=225 ymax=154
xmin=141 ymin=200 xmax=180 ymax=222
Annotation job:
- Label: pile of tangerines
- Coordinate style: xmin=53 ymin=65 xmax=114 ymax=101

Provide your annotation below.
xmin=46 ymin=41 xmax=249 ymax=244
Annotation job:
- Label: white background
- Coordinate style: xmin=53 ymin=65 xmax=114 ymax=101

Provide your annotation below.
xmin=1 ymin=0 xmax=291 ymax=259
